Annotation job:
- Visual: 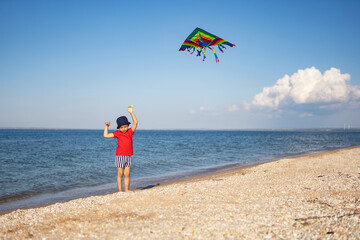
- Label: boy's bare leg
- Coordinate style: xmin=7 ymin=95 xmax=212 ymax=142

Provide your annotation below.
xmin=117 ymin=168 xmax=124 ymax=192
xmin=124 ymin=167 xmax=132 ymax=192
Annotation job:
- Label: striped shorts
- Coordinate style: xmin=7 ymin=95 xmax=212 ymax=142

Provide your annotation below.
xmin=115 ymin=156 xmax=132 ymax=168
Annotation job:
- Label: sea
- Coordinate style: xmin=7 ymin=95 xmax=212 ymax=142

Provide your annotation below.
xmin=1 ymin=129 xmax=360 ymax=212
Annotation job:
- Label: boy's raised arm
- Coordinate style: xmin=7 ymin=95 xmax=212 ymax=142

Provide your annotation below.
xmin=104 ymin=122 xmax=114 ymax=138
xmin=127 ymin=108 xmax=138 ymax=132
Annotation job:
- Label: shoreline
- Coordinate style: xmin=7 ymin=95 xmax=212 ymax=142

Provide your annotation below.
xmin=0 ymin=155 xmax=261 ymax=216
xmin=0 ymin=162 xmax=258 ymax=216
xmin=1 ymin=145 xmax=359 ymax=215
xmin=1 ymin=146 xmax=360 ymax=238
xmin=145 ymin=144 xmax=360 ymax=189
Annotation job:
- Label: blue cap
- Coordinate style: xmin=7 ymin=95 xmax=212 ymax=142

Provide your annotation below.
xmin=116 ymin=116 xmax=131 ymax=129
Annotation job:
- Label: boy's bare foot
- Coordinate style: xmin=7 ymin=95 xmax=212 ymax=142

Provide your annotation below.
xmin=125 ymin=190 xmax=133 ymax=193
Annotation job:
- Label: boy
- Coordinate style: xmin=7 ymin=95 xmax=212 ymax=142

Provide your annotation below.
xmin=104 ymin=107 xmax=138 ymax=192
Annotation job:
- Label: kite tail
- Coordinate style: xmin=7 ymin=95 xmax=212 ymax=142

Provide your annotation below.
xmin=190 ymin=47 xmax=196 ymax=55
xmin=218 ymin=45 xmax=224 ymax=53
xmin=196 ymin=48 xmax=202 ymax=57
xmin=220 ymin=44 xmax=227 ymax=50
xmin=203 ymin=48 xmax=206 ymax=61
xmin=209 ymin=47 xmax=219 ymax=63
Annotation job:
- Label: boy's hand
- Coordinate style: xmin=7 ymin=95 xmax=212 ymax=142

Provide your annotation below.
xmin=105 ymin=122 xmax=112 ymax=127
xmin=127 ymin=107 xmax=134 ymax=114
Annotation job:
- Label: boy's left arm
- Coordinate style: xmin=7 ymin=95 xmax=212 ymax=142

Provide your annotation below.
xmin=127 ymin=108 xmax=138 ymax=132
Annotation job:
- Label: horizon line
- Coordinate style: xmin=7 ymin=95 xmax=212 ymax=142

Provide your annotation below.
xmin=1 ymin=127 xmax=359 ymax=131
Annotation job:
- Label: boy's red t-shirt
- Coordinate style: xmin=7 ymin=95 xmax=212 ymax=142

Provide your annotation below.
xmin=113 ymin=128 xmax=134 ymax=156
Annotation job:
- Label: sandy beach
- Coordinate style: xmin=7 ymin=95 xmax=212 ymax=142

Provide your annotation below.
xmin=1 ymin=147 xmax=359 ymax=239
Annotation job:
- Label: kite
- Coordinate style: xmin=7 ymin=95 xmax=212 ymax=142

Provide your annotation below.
xmin=179 ymin=27 xmax=236 ymax=63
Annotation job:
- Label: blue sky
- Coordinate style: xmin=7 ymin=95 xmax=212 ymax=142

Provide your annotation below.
xmin=1 ymin=0 xmax=359 ymax=129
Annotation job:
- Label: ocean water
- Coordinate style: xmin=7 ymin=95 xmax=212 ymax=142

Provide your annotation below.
xmin=1 ymin=129 xmax=360 ymax=212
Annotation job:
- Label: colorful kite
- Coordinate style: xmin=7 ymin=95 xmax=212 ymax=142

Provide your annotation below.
xmin=179 ymin=27 xmax=236 ymax=63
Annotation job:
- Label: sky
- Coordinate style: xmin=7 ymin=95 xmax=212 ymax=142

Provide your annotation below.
xmin=1 ymin=0 xmax=360 ymax=129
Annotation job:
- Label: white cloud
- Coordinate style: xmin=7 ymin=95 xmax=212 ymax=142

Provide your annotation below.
xmin=190 ymin=106 xmax=208 ymax=114
xmin=349 ymin=85 xmax=360 ymax=100
xmin=189 ymin=106 xmax=220 ymax=116
xmin=228 ymin=104 xmax=240 ymax=112
xmin=251 ymin=67 xmax=359 ymax=109
xmin=252 ymin=74 xmax=291 ymax=108
xmin=299 ymin=112 xmax=313 ymax=118
xmin=189 ymin=109 xmax=197 ymax=114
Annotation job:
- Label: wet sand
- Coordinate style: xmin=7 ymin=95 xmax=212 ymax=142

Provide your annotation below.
xmin=1 ymin=147 xmax=360 ymax=239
